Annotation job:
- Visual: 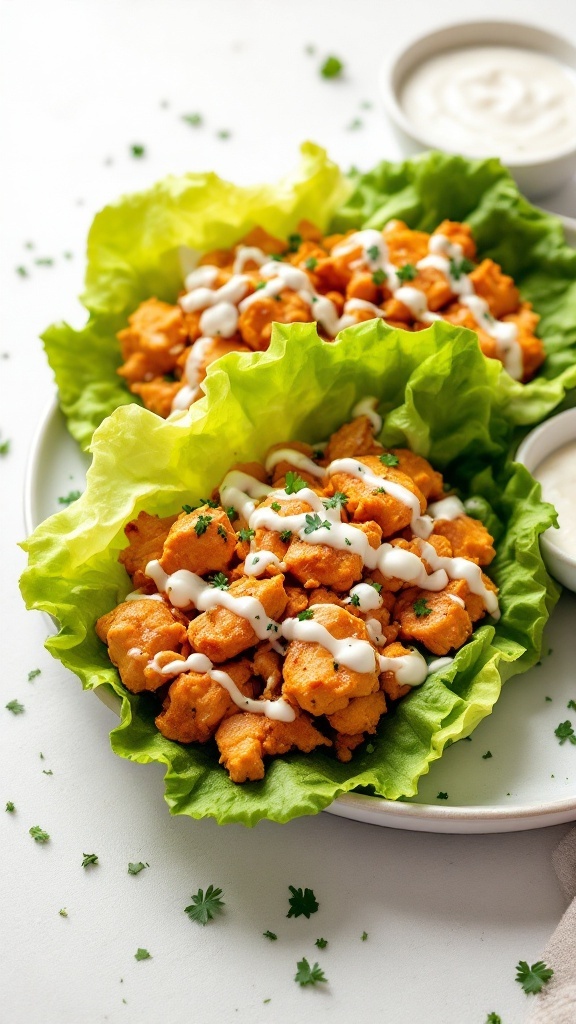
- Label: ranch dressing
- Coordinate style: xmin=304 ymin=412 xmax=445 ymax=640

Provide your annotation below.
xmin=400 ymin=46 xmax=576 ymax=160
xmin=534 ymin=440 xmax=576 ymax=557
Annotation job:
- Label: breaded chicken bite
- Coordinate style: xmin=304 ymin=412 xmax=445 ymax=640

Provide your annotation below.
xmin=282 ymin=604 xmax=379 ymax=716
xmin=155 ymin=659 xmax=255 ymax=743
xmin=284 ymin=520 xmax=381 ymax=592
xmin=158 ymin=505 xmax=236 ymax=577
xmin=388 ymin=449 xmax=444 ymax=501
xmin=119 ymin=511 xmax=179 ymax=590
xmin=395 ymin=585 xmax=473 ymax=656
xmin=432 ymin=220 xmax=477 ymax=261
xmin=432 ymin=514 xmax=496 ymax=566
xmin=503 ymin=305 xmax=544 ymax=380
xmin=329 ymin=455 xmax=426 ymax=537
xmin=328 ymin=690 xmax=387 ymax=736
xmin=266 ymin=441 xmax=323 ymax=489
xmin=379 ymin=641 xmax=417 ymax=702
xmin=215 ymin=709 xmax=331 ymax=783
xmin=117 ymin=298 xmax=187 ymax=383
xmin=96 ymin=599 xmax=187 ymax=693
xmin=238 ymin=290 xmax=312 ymax=351
xmin=130 ymin=377 xmax=183 ymax=417
xmin=324 ymin=416 xmax=383 ymax=462
xmin=469 ymin=260 xmax=520 ymax=319
xmin=188 ymin=574 xmax=287 ymax=662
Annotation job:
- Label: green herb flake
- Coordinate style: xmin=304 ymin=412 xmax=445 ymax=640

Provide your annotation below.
xmin=238 ymin=528 xmax=255 ymax=542
xmin=545 ymin=696 xmax=553 ymax=702
xmin=320 ymin=55 xmax=343 ymax=79
xmin=344 ymin=537 xmax=352 ymax=546
xmin=449 ymin=257 xmax=475 ymax=280
xmin=346 ymin=118 xmax=363 ymax=131
xmin=58 ymin=490 xmax=81 ymax=506
xmin=271 ymin=501 xmax=281 ymax=512
xmin=437 ymin=792 xmax=449 ymax=800
xmin=555 ymin=720 xmax=576 ymax=745
xmin=42 ymin=769 xmax=53 ymax=776
xmin=28 ymin=669 xmax=41 ymax=681
xmin=263 ymin=930 xmax=277 ymax=941
xmin=288 ymin=233 xmax=302 ymax=252
xmin=0 ymin=437 xmax=10 ymax=455
xmin=285 ymin=471 xmax=307 ymax=494
xmin=255 ymin=281 xmax=266 ymax=290
xmin=279 ymin=530 xmax=292 ymax=543
xmin=367 ymin=244 xmax=380 ymax=262
xmin=315 ymin=937 xmax=328 ymax=949
xmin=303 ymin=513 xmax=331 ymax=535
xmin=568 ymin=700 xmax=576 ymax=711
xmin=182 ymin=504 xmax=194 ymax=514
xmin=397 ymin=263 xmax=417 ymax=282
xmin=5 ymin=801 xmax=15 ymax=813
xmin=182 ymin=113 xmax=202 ymax=126
xmin=323 ymin=492 xmax=348 ymax=509
xmin=130 ymin=144 xmax=146 ymax=158
xmin=185 ymin=884 xmax=225 ymax=926
xmin=29 ymin=826 xmax=50 ymax=843
xmin=305 ymin=44 xmax=315 ymax=55
xmin=349 ymin=593 xmax=360 ymax=607
xmin=515 ymin=960 xmax=554 ymax=995
xmin=360 ymin=100 xmax=373 ymax=109
xmin=128 ymin=862 xmax=149 ymax=875
xmin=216 ymin=129 xmax=231 ymax=140
xmin=16 ymin=266 xmax=28 ymax=277
xmin=217 ymin=524 xmax=228 ymax=541
xmin=305 ymin=257 xmax=318 ymax=271
xmin=194 ymin=514 xmax=213 ymax=536
xmin=6 ymin=700 xmax=24 ymax=715
xmin=35 ymin=257 xmax=54 ymax=267
xmin=59 ymin=908 xmax=68 ymax=917
xmin=379 ymin=453 xmax=399 ymax=467
xmin=361 ymin=931 xmax=368 ymax=941
xmin=134 ymin=948 xmax=151 ymax=961
xmin=372 ymin=268 xmax=387 ymax=285
xmin=413 ymin=598 xmax=432 ymax=618
xmin=287 ymin=886 xmax=319 ymax=919
xmin=370 ymin=581 xmax=382 ymax=593
xmin=482 ymin=750 xmax=493 ymax=760
xmin=297 ymin=609 xmax=314 ymax=621
xmin=295 ymin=958 xmax=327 ymax=987
xmin=81 ymin=853 xmax=99 ymax=868
xmin=210 ymin=573 xmax=229 ymax=590
xmin=225 ymin=506 xmax=237 ymax=520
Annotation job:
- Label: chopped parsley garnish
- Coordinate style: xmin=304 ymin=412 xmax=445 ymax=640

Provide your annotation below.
xmin=28 ymin=669 xmax=41 ymax=681
xmin=216 ymin=129 xmax=231 ymax=140
xmin=305 ymin=44 xmax=315 ymax=55
xmin=81 ymin=853 xmax=99 ymax=868
xmin=42 ymin=769 xmax=53 ymax=776
xmin=346 ymin=117 xmax=363 ymax=131
xmin=217 ymin=524 xmax=228 ymax=541
xmin=288 ymin=233 xmax=302 ymax=252
xmin=397 ymin=263 xmax=417 ymax=282
xmin=266 ymin=623 xmax=278 ymax=633
xmin=568 ymin=700 xmax=576 ymax=711
xmin=16 ymin=266 xmax=28 ymax=277
xmin=305 ymin=257 xmax=318 ymax=271
xmin=482 ymin=750 xmax=493 ymax=760
xmin=6 ymin=700 xmax=24 ymax=715
xmin=555 ymin=720 xmax=576 ymax=745
xmin=252 ymin=556 xmax=260 ymax=565
xmin=270 ymin=254 xmax=284 ymax=261
xmin=225 ymin=506 xmax=237 ymax=519
xmin=545 ymin=696 xmax=553 ymax=702
xmin=255 ymin=280 xmax=267 ymax=290
xmin=128 ymin=862 xmax=149 ymax=875
xmin=5 ymin=801 xmax=15 ymax=813
xmin=485 ymin=1015 xmax=502 ymax=1023
xmin=315 ymin=938 xmax=328 ymax=949
xmin=263 ymin=930 xmax=277 ymax=941
xmin=210 ymin=573 xmax=229 ymax=590
xmin=413 ymin=598 xmax=432 ymax=618
xmin=58 ymin=490 xmax=81 ymax=506
xmin=344 ymin=537 xmax=352 ymax=546
xmin=333 ymin=662 xmax=339 ymax=671
xmin=370 ymin=581 xmax=382 ymax=593
xmin=361 ymin=931 xmax=368 ymax=941
xmin=297 ymin=609 xmax=314 ymax=621
xmin=280 ymin=530 xmax=292 ymax=543
xmin=271 ymin=501 xmax=281 ymax=512
xmin=0 ymin=437 xmax=10 ymax=455
xmin=130 ymin=144 xmax=146 ymax=158
xmin=320 ymin=55 xmax=343 ymax=79
xmin=437 ymin=792 xmax=449 ymax=800
xmin=515 ymin=960 xmax=554 ymax=995
xmin=182 ymin=504 xmax=194 ymax=514
xmin=29 ymin=826 xmax=50 ymax=843
xmin=287 ymin=885 xmax=319 ymax=919
xmin=323 ymin=492 xmax=348 ymax=509
xmin=449 ymin=257 xmax=475 ymax=280
xmin=295 ymin=958 xmax=327 ymax=987
xmin=379 ymin=453 xmax=399 ymax=467
xmin=184 ymin=885 xmax=225 ymax=925
xmin=194 ymin=514 xmax=213 ymax=536
xmin=59 ymin=908 xmax=68 ymax=917
xmin=303 ymin=513 xmax=331 ymax=535
xmin=367 ymin=244 xmax=380 ymax=262
xmin=372 ymin=268 xmax=387 ymax=285
xmin=200 ymin=497 xmax=220 ymax=508
xmin=182 ymin=113 xmax=202 ymax=126
xmin=63 ymin=251 xmax=73 ymax=259
xmin=134 ymin=948 xmax=151 ymax=961
xmin=35 ymin=257 xmax=54 ymax=266
xmin=360 ymin=99 xmax=373 ymax=109
xmin=285 ymin=471 xmax=307 ymax=494
xmin=349 ymin=594 xmax=360 ymax=607
xmin=238 ymin=528 xmax=255 ymax=542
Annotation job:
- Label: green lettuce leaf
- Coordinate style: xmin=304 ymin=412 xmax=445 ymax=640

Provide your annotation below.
xmin=20 ymin=320 xmax=559 ymax=825
xmin=334 ymin=151 xmax=576 ymax=424
xmin=43 ymin=142 xmax=350 ymax=450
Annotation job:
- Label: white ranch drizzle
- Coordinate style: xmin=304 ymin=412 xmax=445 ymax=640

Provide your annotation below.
xmin=264 ymin=448 xmax=325 ymax=480
xmin=377 ymin=650 xmax=428 ymax=686
xmin=447 ymin=594 xmax=466 ymax=609
xmin=427 ymin=656 xmax=454 ymax=674
xmin=244 ymin=550 xmax=284 ymax=577
xmin=184 ymin=265 xmax=220 ymax=291
xmin=326 ymin=457 xmax=434 ymax=539
xmin=365 ymin=618 xmax=386 ymax=646
xmin=282 ymin=614 xmax=377 ymax=674
xmin=125 ymin=590 xmax=164 ymax=602
xmin=150 ymin=651 xmax=295 ymax=722
xmin=417 ymin=540 xmax=500 ymax=618
xmin=427 ymin=495 xmax=466 ymax=520
xmin=171 ymin=336 xmax=213 ymax=412
xmin=219 ymin=470 xmax=272 ymax=521
xmin=351 ymin=396 xmax=383 ymax=434
xmin=233 ymin=246 xmax=268 ymax=274
xmin=345 ymin=582 xmax=383 ymax=612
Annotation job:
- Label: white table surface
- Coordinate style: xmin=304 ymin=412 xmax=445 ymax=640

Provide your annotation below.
xmin=1 ymin=1 xmax=575 ymax=1021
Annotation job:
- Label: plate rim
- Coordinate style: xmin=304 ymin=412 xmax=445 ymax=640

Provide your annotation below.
xmin=24 ymin=209 xmax=576 ymax=832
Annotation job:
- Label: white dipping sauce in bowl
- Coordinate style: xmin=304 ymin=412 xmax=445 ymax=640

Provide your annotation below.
xmin=400 ymin=46 xmax=576 ymax=160
xmin=533 ymin=441 xmax=576 ymax=558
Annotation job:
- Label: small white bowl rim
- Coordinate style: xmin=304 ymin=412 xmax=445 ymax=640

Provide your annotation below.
xmin=380 ymin=18 xmax=576 ymax=167
xmin=515 ymin=407 xmax=576 ymax=568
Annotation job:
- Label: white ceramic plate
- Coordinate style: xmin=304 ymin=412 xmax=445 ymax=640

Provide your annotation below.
xmin=24 ymin=212 xmax=576 ymax=833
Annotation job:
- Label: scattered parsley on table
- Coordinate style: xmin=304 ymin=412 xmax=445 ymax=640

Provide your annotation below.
xmin=216 ymin=129 xmax=231 ymax=140
xmin=320 ymin=55 xmax=343 ymax=79
xmin=15 ymin=266 xmax=28 ymax=278
xmin=397 ymin=263 xmax=417 ymax=282
xmin=568 ymin=700 xmax=576 ymax=711
xmin=81 ymin=853 xmax=99 ymax=868
xmin=59 ymin=908 xmax=68 ymax=918
xmin=194 ymin=514 xmax=213 ymax=536
xmin=0 ymin=437 xmax=11 ymax=455
xmin=134 ymin=948 xmax=151 ymax=961
xmin=485 ymin=1015 xmax=502 ymax=1024
xmin=437 ymin=792 xmax=449 ymax=800
xmin=28 ymin=669 xmax=41 ymax=681
xmin=29 ymin=826 xmax=50 ymax=843
xmin=128 ymin=862 xmax=148 ymax=875
xmin=210 ymin=573 xmax=229 ymax=590
xmin=297 ymin=609 xmax=314 ymax=621
xmin=263 ymin=930 xmax=277 ymax=941
xmin=323 ymin=492 xmax=348 ymax=510
xmin=130 ymin=144 xmax=146 ymax=158
xmin=182 ymin=113 xmax=202 ymax=126
xmin=515 ymin=960 xmax=554 ymax=995
xmin=5 ymin=801 xmax=15 ymax=813
xmin=346 ymin=118 xmax=363 ymax=131
xmin=554 ymin=721 xmax=576 ymax=745
xmin=6 ymin=700 xmax=24 ymax=715
xmin=379 ymin=453 xmax=399 ymax=467
xmin=287 ymin=886 xmax=319 ymax=919
xmin=413 ymin=598 xmax=431 ymax=618
xmin=315 ymin=938 xmax=328 ymax=949
xmin=35 ymin=257 xmax=54 ymax=266
xmin=285 ymin=472 xmax=307 ymax=494
xmin=482 ymin=751 xmax=493 ymax=760
xmin=295 ymin=958 xmax=327 ymax=987
xmin=58 ymin=490 xmax=81 ymax=506
xmin=361 ymin=931 xmax=368 ymax=941
xmin=185 ymin=885 xmax=225 ymax=925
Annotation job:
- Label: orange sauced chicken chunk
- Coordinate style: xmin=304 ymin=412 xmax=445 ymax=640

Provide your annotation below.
xmin=96 ymin=409 xmax=500 ymax=782
xmin=114 ymin=220 xmax=545 ymax=418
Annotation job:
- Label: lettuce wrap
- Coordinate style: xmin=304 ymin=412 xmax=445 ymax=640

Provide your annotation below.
xmin=20 ymin=321 xmax=560 ymax=825
xmin=42 ymin=145 xmax=576 ymax=451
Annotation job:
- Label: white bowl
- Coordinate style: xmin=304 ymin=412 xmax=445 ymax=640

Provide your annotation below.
xmin=515 ymin=408 xmax=576 ymax=591
xmin=379 ymin=20 xmax=576 ymax=199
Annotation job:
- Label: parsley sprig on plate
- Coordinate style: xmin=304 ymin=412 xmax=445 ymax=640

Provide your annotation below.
xmin=185 ymin=885 xmax=225 ymax=925
xmin=287 ymin=886 xmax=319 ymax=918
xmin=515 ymin=960 xmax=554 ymax=994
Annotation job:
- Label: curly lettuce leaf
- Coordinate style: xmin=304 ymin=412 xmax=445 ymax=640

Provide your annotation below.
xmin=334 ymin=151 xmax=576 ymax=423
xmin=42 ymin=142 xmax=350 ymax=449
xmin=20 ymin=321 xmax=559 ymax=825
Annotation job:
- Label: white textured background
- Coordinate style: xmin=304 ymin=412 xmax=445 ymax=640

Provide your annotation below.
xmin=1 ymin=2 xmax=575 ymax=1022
